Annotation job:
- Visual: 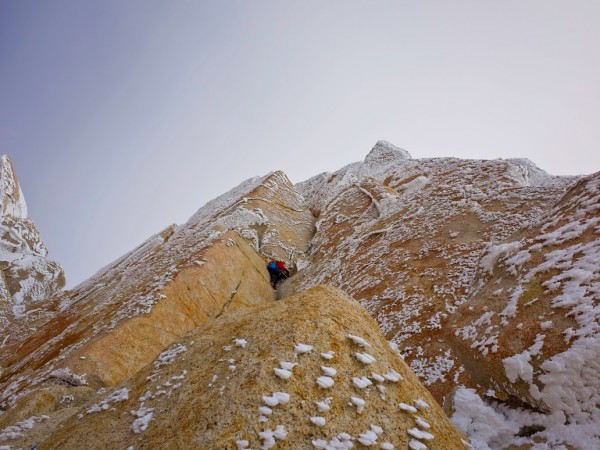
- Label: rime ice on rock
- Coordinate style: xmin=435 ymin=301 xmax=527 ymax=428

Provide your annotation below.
xmin=352 ymin=376 xmax=373 ymax=389
xmin=294 ymin=343 xmax=313 ymax=355
xmin=236 ymin=439 xmax=250 ymax=449
xmin=415 ymin=416 xmax=431 ymax=429
xmin=316 ymin=376 xmax=334 ymax=389
xmin=234 ymin=338 xmax=248 ymax=348
xmin=279 ymin=361 xmax=297 ymax=371
xmin=48 ymin=368 xmax=88 ymax=386
xmin=86 ymin=388 xmax=129 ymax=413
xmin=321 ymin=366 xmax=337 ymax=377
xmin=292 ymin=139 xmax=575 ymax=411
xmin=259 ymin=425 xmax=287 ymax=449
xmin=258 ymin=406 xmax=272 ymax=416
xmin=0 ymin=155 xmax=65 ymax=322
xmin=414 ymin=399 xmax=430 ymax=410
xmin=320 ymin=351 xmax=335 ymax=360
xmin=399 ymin=402 xmax=418 ymax=413
xmin=262 ymin=392 xmax=290 ymax=407
xmin=355 ymin=352 xmax=376 ymax=364
xmin=450 ymin=172 xmax=600 ymax=448
xmin=310 ymin=416 xmax=326 ymax=426
xmin=347 ymin=334 xmax=372 ymax=348
xmin=315 ymin=397 xmax=332 ymax=412
xmin=407 ymin=427 xmax=434 ymax=440
xmin=131 ymin=406 xmax=154 ymax=433
xmin=408 ymin=440 xmax=427 ymax=450
xmin=274 ymin=368 xmax=292 ymax=380
xmin=383 ymin=370 xmax=403 ymax=382
xmin=370 ymin=372 xmax=385 ymax=383
xmin=351 ymin=396 xmax=366 ymax=413
xmin=357 ymin=428 xmax=378 ymax=446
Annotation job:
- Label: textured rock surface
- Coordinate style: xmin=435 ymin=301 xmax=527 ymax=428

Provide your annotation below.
xmin=3 ymin=141 xmax=599 ymax=449
xmin=0 ymin=171 xmax=313 ymax=404
xmin=447 ymin=171 xmax=600 ymax=447
xmin=0 ymin=155 xmax=65 ymax=329
xmin=25 ymin=286 xmax=467 ymax=450
xmin=282 ymin=142 xmax=575 ymax=402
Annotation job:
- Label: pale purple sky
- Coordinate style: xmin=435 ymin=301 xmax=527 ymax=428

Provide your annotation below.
xmin=2 ymin=1 xmax=599 ymax=287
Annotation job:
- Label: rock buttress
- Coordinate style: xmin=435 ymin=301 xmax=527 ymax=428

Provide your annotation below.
xmin=36 ymin=285 xmax=469 ymax=449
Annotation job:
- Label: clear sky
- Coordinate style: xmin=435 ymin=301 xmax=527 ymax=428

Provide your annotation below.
xmin=2 ymin=1 xmax=599 ymax=288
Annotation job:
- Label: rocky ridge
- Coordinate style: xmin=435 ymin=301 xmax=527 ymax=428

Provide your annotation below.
xmin=1 ymin=142 xmax=599 ymax=449
xmin=0 ymin=159 xmax=467 ymax=449
xmin=282 ymin=141 xmax=575 ymax=401
xmin=0 ymin=156 xmax=65 ymax=332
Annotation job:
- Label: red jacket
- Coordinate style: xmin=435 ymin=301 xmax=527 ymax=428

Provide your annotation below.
xmin=276 ymin=261 xmax=287 ymax=271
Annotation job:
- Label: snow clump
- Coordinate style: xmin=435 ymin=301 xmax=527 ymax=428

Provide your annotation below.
xmin=370 ymin=372 xmax=385 ymax=383
xmin=408 ymin=440 xmax=427 ymax=450
xmin=383 ymin=370 xmax=403 ymax=382
xmin=355 ymin=352 xmax=376 ymax=364
xmin=259 ymin=425 xmax=287 ymax=449
xmin=262 ymin=392 xmax=290 ymax=407
xmin=131 ymin=406 xmax=154 ymax=433
xmin=279 ymin=361 xmax=298 ymax=371
xmin=399 ymin=403 xmax=418 ymax=413
xmin=153 ymin=343 xmax=187 ymax=370
xmin=312 ymin=432 xmax=354 ymax=449
xmin=274 ymin=368 xmax=292 ymax=380
xmin=321 ymin=366 xmax=337 ymax=376
xmin=407 ymin=427 xmax=434 ymax=441
xmin=48 ymin=368 xmax=88 ymax=386
xmin=87 ymin=388 xmax=129 ymax=413
xmin=315 ymin=398 xmax=332 ymax=412
xmin=294 ymin=343 xmax=313 ymax=355
xmin=351 ymin=396 xmax=366 ymax=413
xmin=320 ymin=351 xmax=335 ymax=360
xmin=357 ymin=429 xmax=378 ymax=446
xmin=414 ymin=399 xmax=430 ymax=410
xmin=347 ymin=334 xmax=372 ymax=347
xmin=353 ymin=376 xmax=373 ymax=389
xmin=311 ymin=416 xmax=326 ymax=426
xmin=234 ymin=338 xmax=248 ymax=348
xmin=316 ymin=376 xmax=335 ymax=389
xmin=236 ymin=439 xmax=250 ymax=449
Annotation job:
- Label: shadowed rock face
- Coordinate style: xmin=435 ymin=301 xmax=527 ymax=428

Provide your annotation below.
xmin=282 ymin=143 xmax=576 ymax=402
xmin=449 ymin=171 xmax=600 ymax=422
xmin=17 ymin=286 xmax=467 ymax=450
xmin=0 ymin=155 xmax=65 ymax=330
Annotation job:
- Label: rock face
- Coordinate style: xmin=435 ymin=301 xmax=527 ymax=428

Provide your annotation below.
xmin=0 ymin=155 xmax=65 ymax=328
xmin=0 ymin=170 xmax=341 ymax=448
xmin=0 ymin=170 xmax=314 ymax=399
xmin=6 ymin=286 xmax=467 ymax=450
xmin=3 ymin=141 xmax=599 ymax=449
xmin=282 ymin=142 xmax=575 ymax=402
xmin=448 ymin=171 xmax=600 ymax=447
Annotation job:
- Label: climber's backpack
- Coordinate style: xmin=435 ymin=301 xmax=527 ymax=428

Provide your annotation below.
xmin=267 ymin=261 xmax=278 ymax=273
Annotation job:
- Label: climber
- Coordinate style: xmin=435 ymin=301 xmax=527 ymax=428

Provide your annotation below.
xmin=267 ymin=259 xmax=290 ymax=289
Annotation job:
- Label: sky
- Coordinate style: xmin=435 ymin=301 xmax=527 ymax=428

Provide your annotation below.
xmin=1 ymin=1 xmax=599 ymax=288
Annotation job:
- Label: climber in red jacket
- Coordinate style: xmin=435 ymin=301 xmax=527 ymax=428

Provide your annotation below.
xmin=267 ymin=259 xmax=290 ymax=289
